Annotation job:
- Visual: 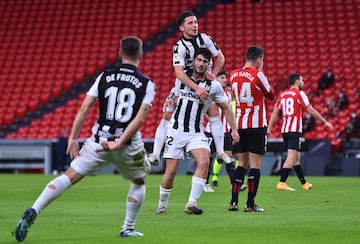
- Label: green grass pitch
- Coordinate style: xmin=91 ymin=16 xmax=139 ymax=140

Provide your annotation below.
xmin=0 ymin=174 xmax=359 ymax=243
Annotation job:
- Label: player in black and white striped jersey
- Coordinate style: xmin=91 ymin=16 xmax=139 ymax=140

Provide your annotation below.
xmin=155 ymin=48 xmax=239 ymax=215
xmin=14 ymin=36 xmax=155 ymax=240
xmin=148 ymin=10 xmax=234 ymax=166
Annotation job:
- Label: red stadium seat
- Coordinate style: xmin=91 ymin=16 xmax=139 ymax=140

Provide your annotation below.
xmin=2 ymin=0 xmax=360 ymax=141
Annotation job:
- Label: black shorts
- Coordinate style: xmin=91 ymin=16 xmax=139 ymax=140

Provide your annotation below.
xmin=233 ymin=128 xmax=267 ymax=155
xmin=204 ymin=132 xmax=216 ymax=154
xmin=224 ymin=132 xmax=233 ymax=151
xmin=282 ymin=132 xmax=302 ymax=151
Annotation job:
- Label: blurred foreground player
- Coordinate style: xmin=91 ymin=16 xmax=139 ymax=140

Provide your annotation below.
xmin=13 ymin=36 xmax=156 ymax=241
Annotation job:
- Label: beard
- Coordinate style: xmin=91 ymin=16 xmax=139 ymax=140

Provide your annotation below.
xmin=194 ymin=68 xmax=206 ymax=76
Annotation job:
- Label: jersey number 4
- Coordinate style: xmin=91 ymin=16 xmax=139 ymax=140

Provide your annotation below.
xmin=235 ymin=82 xmax=254 ymax=106
xmin=105 ymin=87 xmax=136 ymax=123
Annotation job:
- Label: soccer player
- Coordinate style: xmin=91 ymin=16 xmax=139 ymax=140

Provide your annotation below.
xmin=268 ymin=73 xmax=334 ymax=191
xmin=155 ymin=48 xmax=239 ymax=215
xmin=147 ymin=10 xmax=234 ymax=166
xmin=13 ymin=36 xmax=156 ymax=241
xmin=229 ymin=46 xmax=275 ymax=212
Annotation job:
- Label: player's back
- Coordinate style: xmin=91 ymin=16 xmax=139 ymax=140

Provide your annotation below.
xmin=230 ymin=67 xmax=272 ymax=129
xmin=96 ymin=64 xmax=152 ymax=132
xmin=277 ymin=88 xmax=309 ymax=133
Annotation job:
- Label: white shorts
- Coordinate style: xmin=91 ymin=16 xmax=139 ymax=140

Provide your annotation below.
xmin=163 ymin=128 xmax=210 ymax=160
xmin=70 ymin=137 xmax=151 ymax=180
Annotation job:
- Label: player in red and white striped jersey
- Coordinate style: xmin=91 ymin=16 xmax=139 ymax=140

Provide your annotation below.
xmin=268 ymin=73 xmax=333 ymax=191
xmin=276 ymin=85 xmax=309 ymax=134
xmin=231 ymin=64 xmax=274 ymax=129
xmin=229 ymin=46 xmax=275 ymax=212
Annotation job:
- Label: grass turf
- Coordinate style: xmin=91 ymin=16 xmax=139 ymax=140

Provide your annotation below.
xmin=0 ymin=174 xmax=359 ymax=243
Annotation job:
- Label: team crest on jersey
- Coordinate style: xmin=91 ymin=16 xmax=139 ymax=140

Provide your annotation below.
xmin=204 ymin=81 xmax=211 ymax=93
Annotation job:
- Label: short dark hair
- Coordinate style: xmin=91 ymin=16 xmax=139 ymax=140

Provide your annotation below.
xmin=120 ymin=36 xmax=142 ymax=61
xmin=194 ymin=48 xmax=212 ymax=61
xmin=289 ymin=73 xmax=301 ymax=85
xmin=216 ymin=70 xmax=226 ymax=77
xmin=176 ymin=10 xmax=196 ymax=27
xmin=246 ymin=46 xmax=264 ymax=62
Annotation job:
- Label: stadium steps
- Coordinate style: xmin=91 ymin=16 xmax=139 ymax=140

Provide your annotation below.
xmin=1 ymin=0 xmax=230 ymax=139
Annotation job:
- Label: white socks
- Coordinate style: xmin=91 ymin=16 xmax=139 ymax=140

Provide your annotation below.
xmin=209 ymin=116 xmax=224 ymax=155
xmin=188 ymin=176 xmax=206 ymax=204
xmin=157 ymin=186 xmax=172 ymax=209
xmin=153 ymin=119 xmax=169 ymax=155
xmin=31 ymin=176 xmax=145 ymax=232
xmin=122 ymin=183 xmax=146 ymax=230
xmin=32 ymin=175 xmax=72 ymax=214
xmin=158 ymin=177 xmax=206 ymax=209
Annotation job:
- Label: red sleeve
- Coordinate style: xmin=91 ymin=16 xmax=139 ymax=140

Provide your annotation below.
xmin=265 ymin=87 xmax=275 ymax=101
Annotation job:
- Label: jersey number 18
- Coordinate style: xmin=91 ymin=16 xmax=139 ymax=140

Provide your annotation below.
xmin=281 ymin=97 xmax=294 ymax=116
xmin=105 ymin=87 xmax=136 ymax=123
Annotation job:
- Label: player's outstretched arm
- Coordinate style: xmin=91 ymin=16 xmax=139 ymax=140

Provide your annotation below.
xmin=306 ymin=104 xmax=334 ymax=130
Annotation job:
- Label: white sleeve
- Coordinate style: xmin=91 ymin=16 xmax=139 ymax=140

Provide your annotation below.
xmin=202 ymin=33 xmax=221 ymax=57
xmin=299 ymin=90 xmax=310 ymax=107
xmin=212 ymin=80 xmax=226 ymax=104
xmin=86 ymin=72 xmax=104 ymax=98
xmin=257 ymin=71 xmax=272 ymax=93
xmin=173 ymin=41 xmax=186 ymax=67
xmin=142 ymin=80 xmax=156 ymax=107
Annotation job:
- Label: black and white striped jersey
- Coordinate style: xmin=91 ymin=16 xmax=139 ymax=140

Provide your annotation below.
xmin=170 ymin=72 xmax=226 ymax=134
xmin=87 ymin=63 xmax=156 ymax=138
xmin=173 ymin=33 xmax=221 ymax=72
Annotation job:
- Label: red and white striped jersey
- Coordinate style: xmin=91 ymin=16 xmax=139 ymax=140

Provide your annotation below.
xmin=203 ymin=88 xmax=233 ymax=133
xmin=220 ymin=89 xmax=233 ymax=133
xmin=274 ymin=88 xmax=310 ymax=133
xmin=230 ymin=67 xmax=274 ymax=129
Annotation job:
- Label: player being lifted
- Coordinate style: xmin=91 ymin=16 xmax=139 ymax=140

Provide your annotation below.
xmin=156 ymin=48 xmax=239 ymax=214
xmin=148 ymin=10 xmax=234 ymax=166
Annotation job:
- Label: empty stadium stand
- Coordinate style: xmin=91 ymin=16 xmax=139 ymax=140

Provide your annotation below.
xmin=0 ymin=0 xmax=359 ymax=155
